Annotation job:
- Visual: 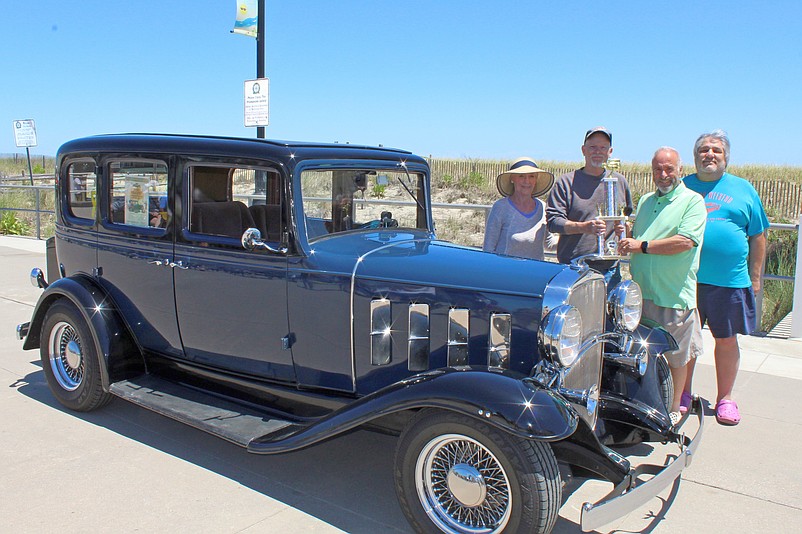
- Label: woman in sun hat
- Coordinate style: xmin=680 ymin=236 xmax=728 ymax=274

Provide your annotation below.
xmin=483 ymin=157 xmax=555 ymax=260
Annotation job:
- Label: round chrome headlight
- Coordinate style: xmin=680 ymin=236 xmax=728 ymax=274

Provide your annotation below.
xmin=608 ymin=280 xmax=642 ymax=332
xmin=539 ymin=305 xmax=583 ymax=367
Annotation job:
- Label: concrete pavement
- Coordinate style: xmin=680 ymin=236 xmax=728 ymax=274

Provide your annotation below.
xmin=1 ymin=235 xmax=800 ymax=533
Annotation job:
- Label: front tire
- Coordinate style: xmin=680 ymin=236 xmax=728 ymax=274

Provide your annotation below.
xmin=395 ymin=409 xmax=561 ymax=534
xmin=655 ymin=354 xmax=673 ymax=412
xmin=40 ymin=299 xmax=112 ymax=411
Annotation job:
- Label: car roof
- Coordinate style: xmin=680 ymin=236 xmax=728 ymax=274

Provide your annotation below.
xmin=56 ymin=133 xmax=426 ymax=167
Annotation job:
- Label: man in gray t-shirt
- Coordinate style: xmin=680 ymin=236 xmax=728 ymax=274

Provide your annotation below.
xmin=546 ymin=127 xmax=633 ymax=280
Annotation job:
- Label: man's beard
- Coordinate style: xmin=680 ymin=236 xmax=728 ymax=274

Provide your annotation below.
xmin=587 ymin=158 xmax=606 ymax=169
xmin=657 ymin=180 xmax=679 ymax=194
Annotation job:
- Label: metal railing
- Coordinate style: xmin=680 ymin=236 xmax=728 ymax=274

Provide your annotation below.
xmin=0 ymin=183 xmax=55 ymax=240
xmin=2 ymin=186 xmax=800 ymax=336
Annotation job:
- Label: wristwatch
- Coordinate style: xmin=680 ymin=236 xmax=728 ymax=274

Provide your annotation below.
xmin=641 ymin=241 xmax=649 ymax=254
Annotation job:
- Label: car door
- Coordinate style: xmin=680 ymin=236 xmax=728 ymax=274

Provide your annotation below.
xmin=95 ymin=157 xmax=183 ymax=358
xmin=172 ymin=162 xmax=296 ymax=383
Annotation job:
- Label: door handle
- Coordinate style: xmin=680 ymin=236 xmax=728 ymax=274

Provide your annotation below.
xmin=148 ymin=258 xmax=170 ymax=266
xmin=169 ymin=261 xmax=189 ymax=270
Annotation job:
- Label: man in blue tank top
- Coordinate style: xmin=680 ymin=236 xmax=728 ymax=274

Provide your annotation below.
xmin=682 ymin=130 xmax=769 ymax=426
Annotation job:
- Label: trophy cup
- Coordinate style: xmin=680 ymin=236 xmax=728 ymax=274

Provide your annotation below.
xmin=593 ymin=158 xmax=630 ymax=258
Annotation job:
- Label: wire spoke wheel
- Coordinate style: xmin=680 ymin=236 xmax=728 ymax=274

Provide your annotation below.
xmin=396 ymin=410 xmax=560 ymax=534
xmin=417 ymin=434 xmax=511 ymax=533
xmin=40 ymin=300 xmax=112 ymax=412
xmin=47 ymin=320 xmax=84 ymax=391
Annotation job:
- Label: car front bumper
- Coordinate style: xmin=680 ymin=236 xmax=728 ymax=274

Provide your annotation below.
xmin=580 ymin=395 xmax=704 ymax=531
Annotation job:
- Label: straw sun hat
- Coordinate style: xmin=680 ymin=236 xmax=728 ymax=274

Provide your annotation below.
xmin=496 ymin=157 xmax=554 ymax=197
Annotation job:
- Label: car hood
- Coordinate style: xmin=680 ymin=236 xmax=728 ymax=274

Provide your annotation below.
xmin=308 ymin=231 xmax=568 ymax=297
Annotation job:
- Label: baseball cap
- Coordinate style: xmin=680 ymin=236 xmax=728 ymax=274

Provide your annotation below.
xmin=584 ymin=127 xmax=612 ymax=145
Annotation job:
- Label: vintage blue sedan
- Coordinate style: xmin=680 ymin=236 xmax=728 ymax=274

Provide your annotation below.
xmin=17 ymin=134 xmax=702 ymax=533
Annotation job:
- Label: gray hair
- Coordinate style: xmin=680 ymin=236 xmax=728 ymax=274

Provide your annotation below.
xmin=694 ymin=129 xmax=730 ymax=165
xmin=652 ymin=146 xmax=682 ymax=169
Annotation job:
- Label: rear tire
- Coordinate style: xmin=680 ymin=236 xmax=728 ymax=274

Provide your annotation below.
xmin=40 ymin=300 xmax=112 ymax=411
xmin=395 ymin=409 xmax=560 ymax=534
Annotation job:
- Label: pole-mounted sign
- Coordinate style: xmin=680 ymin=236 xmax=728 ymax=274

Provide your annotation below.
xmin=244 ymin=78 xmax=269 ymax=127
xmin=13 ymin=119 xmax=38 ymax=148
xmin=233 ymin=0 xmax=267 ymax=138
xmin=12 ymin=119 xmax=38 ymax=186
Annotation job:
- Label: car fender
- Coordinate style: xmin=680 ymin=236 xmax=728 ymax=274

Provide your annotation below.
xmin=248 ymin=366 xmax=579 ymax=454
xmin=635 ymin=319 xmax=678 ymax=355
xmin=22 ymin=275 xmax=142 ymax=390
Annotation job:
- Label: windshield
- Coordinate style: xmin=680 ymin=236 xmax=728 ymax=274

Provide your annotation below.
xmin=300 ymin=168 xmax=428 ymax=241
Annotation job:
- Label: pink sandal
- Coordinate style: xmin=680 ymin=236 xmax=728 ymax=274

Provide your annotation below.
xmin=679 ymin=391 xmax=693 ymax=414
xmin=715 ymin=399 xmax=741 ymax=425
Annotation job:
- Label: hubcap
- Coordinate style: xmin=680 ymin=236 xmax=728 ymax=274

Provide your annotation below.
xmin=447 ymin=464 xmax=487 ymax=507
xmin=416 ymin=434 xmax=511 ymax=533
xmin=48 ymin=321 xmax=84 ymax=391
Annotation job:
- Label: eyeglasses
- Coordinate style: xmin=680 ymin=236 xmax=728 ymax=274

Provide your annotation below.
xmin=585 ymin=145 xmax=610 ymax=153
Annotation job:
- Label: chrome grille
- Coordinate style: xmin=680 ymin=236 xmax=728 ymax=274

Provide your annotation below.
xmin=563 ymin=275 xmax=606 ymax=427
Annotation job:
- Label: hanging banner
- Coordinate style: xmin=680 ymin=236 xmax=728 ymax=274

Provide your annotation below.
xmin=233 ymin=0 xmax=258 ymax=37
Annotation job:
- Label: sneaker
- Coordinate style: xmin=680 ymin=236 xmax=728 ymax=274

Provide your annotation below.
xmin=669 ymin=411 xmax=682 ymax=427
xmin=679 ymin=391 xmax=693 ymax=414
xmin=715 ymin=399 xmax=741 ymax=426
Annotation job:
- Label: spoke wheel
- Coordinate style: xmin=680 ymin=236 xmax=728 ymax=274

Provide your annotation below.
xmin=40 ymin=300 xmax=112 ymax=412
xmin=396 ymin=409 xmax=560 ymax=534
xmin=47 ymin=321 xmax=85 ymax=391
xmin=417 ymin=434 xmax=511 ymax=533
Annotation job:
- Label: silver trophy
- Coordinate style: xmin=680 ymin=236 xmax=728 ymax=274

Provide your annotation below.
xmin=593 ymin=158 xmax=630 ymax=258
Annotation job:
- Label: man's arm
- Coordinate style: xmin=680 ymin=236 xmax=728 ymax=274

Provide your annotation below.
xmin=748 ymin=231 xmax=767 ymax=293
xmin=546 ymin=176 xmax=605 ymax=235
xmin=618 ymin=234 xmax=695 ymax=255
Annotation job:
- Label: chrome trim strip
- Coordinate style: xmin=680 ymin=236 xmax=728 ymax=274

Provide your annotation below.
xmin=580 ymin=396 xmax=705 ymax=531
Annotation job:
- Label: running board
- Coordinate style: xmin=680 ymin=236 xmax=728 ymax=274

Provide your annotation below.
xmin=109 ymin=376 xmax=300 ymax=448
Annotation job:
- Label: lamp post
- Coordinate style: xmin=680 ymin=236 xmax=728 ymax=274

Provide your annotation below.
xmin=256 ymin=0 xmax=265 ymax=139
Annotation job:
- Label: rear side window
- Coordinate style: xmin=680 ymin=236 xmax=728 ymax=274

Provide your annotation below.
xmin=66 ymin=161 xmax=97 ymax=220
xmin=109 ymin=161 xmax=168 ymax=229
xmin=188 ymin=165 xmax=283 ymax=242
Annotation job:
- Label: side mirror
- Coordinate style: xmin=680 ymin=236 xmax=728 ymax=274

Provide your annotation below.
xmin=241 ymin=228 xmax=287 ymax=254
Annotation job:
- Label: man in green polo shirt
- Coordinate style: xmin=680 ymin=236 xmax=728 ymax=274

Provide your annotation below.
xmin=618 ymin=146 xmax=707 ymax=424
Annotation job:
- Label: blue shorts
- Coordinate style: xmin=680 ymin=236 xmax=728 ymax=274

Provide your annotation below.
xmin=697 ymin=283 xmax=757 ymax=338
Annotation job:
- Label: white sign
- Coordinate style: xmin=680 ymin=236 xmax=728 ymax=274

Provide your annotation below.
xmin=13 ymin=119 xmax=38 ymax=147
xmin=244 ymin=78 xmax=269 ymax=127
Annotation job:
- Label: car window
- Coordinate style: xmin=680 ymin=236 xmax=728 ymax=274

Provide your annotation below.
xmin=108 ymin=160 xmax=169 ymax=229
xmin=187 ymin=165 xmax=282 ymax=242
xmin=300 ymin=169 xmax=427 ymax=240
xmin=66 ymin=160 xmax=97 ymax=221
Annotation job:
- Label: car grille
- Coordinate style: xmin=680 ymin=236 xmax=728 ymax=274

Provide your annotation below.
xmin=563 ymin=275 xmax=606 ymax=427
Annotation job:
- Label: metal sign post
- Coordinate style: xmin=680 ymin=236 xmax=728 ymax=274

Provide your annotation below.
xmin=256 ymin=0 xmax=266 ymax=139
xmin=13 ymin=119 xmax=37 ymax=186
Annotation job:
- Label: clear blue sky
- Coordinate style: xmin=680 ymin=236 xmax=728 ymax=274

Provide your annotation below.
xmin=2 ymin=1 xmax=801 ymax=166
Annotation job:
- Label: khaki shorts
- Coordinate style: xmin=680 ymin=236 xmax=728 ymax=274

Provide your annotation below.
xmin=642 ymin=300 xmax=704 ymax=368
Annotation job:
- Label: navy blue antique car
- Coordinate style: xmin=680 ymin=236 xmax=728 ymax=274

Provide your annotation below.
xmin=17 ymin=134 xmax=702 ymax=533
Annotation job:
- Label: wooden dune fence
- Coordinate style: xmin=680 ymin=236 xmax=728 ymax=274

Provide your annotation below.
xmin=427 ymin=159 xmax=802 ymax=219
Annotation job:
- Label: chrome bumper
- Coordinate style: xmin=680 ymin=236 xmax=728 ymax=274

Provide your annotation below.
xmin=580 ymin=395 xmax=704 ymax=531
xmin=16 ymin=322 xmax=30 ymax=341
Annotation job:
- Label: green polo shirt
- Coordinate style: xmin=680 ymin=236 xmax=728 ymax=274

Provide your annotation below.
xmin=630 ymin=181 xmax=707 ymax=309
